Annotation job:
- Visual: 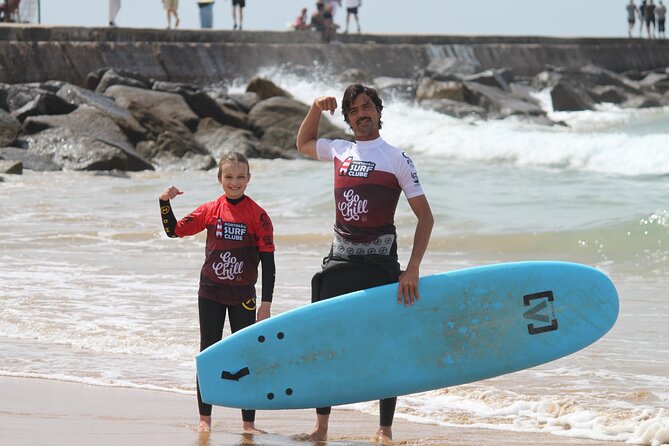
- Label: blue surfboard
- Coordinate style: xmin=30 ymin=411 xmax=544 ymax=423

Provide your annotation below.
xmin=196 ymin=261 xmax=619 ymax=410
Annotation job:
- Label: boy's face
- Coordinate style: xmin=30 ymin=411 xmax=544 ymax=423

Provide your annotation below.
xmin=218 ymin=161 xmax=250 ymax=199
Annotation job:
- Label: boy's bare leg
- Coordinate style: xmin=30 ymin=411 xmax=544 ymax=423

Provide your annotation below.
xmin=198 ymin=415 xmax=212 ymax=432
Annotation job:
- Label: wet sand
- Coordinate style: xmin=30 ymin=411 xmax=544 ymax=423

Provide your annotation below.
xmin=0 ymin=376 xmax=618 ymax=446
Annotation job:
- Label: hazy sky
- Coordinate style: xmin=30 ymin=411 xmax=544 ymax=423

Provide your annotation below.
xmin=35 ymin=0 xmax=640 ymax=38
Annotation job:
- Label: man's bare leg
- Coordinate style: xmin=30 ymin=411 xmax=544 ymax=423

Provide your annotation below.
xmin=310 ymin=413 xmax=329 ymax=441
xmin=293 ymin=413 xmax=328 ymax=442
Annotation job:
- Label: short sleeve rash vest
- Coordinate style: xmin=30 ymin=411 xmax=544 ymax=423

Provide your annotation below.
xmin=316 ymin=136 xmax=424 ymax=258
xmin=174 ymin=195 xmax=274 ymax=304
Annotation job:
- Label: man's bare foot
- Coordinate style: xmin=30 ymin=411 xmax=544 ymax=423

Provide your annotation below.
xmin=372 ymin=427 xmax=393 ymax=445
xmin=198 ymin=415 xmax=212 ymax=432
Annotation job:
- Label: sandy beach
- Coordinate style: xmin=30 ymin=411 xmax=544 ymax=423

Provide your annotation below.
xmin=0 ymin=376 xmax=620 ymax=446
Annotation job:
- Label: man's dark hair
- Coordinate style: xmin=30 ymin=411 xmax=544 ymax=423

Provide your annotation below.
xmin=341 ymin=84 xmax=384 ymax=129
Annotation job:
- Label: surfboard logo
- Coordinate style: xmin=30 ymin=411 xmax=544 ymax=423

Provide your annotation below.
xmin=523 ymin=290 xmax=558 ymax=335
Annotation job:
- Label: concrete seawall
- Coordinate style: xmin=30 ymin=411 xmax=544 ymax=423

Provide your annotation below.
xmin=2 ymin=25 xmax=669 ymax=86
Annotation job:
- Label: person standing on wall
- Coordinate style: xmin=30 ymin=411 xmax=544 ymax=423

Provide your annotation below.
xmin=344 ymin=0 xmax=361 ymax=34
xmin=162 ymin=0 xmax=180 ymax=29
xmin=109 ymin=0 xmax=121 ymax=26
xmin=627 ymin=0 xmax=638 ymax=37
xmin=198 ymin=0 xmax=214 ymax=28
xmin=657 ymin=0 xmax=667 ymax=37
xmin=232 ymin=0 xmax=245 ymax=30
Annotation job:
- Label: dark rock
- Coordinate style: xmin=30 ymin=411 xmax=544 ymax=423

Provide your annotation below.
xmin=21 ymin=105 xmax=152 ymax=171
xmin=576 ymin=65 xmax=642 ymax=95
xmin=153 ymin=80 xmax=244 ymax=127
xmin=622 ymin=95 xmax=665 ymax=109
xmin=56 ymin=83 xmax=147 ymax=142
xmin=622 ymin=69 xmax=644 ymax=81
xmin=195 ymin=118 xmax=260 ymax=160
xmin=0 ymin=159 xmax=22 ymax=174
xmin=464 ymin=82 xmax=545 ymax=118
xmin=550 ymin=81 xmax=595 ymax=111
xmin=0 ymin=146 xmax=61 ymax=171
xmin=225 ymin=92 xmax=261 ymax=113
xmin=86 ymin=68 xmax=108 ymax=91
xmin=11 ymin=92 xmax=78 ymax=122
xmin=0 ymin=108 xmax=21 ymax=146
xmin=418 ymin=98 xmax=486 ymax=119
xmin=247 ymin=96 xmax=349 ymax=158
xmin=0 ymin=84 xmax=8 ymax=111
xmin=639 ymin=72 xmax=669 ymax=93
xmin=138 ymin=132 xmax=216 ymax=171
xmin=105 ymin=85 xmax=200 ymax=132
xmin=24 ymin=127 xmax=152 ymax=171
xmin=5 ymin=83 xmax=51 ymax=112
xmin=246 ymin=77 xmax=292 ymax=101
xmin=589 ymin=85 xmax=627 ymax=104
xmin=43 ymin=80 xmax=67 ymax=92
xmin=95 ymin=69 xmax=153 ymax=93
xmin=202 ymin=84 xmax=230 ymax=103
xmin=464 ymin=69 xmax=512 ymax=92
xmin=416 ymin=78 xmax=465 ymax=102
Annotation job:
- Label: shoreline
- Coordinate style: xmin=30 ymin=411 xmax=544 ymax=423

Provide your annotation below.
xmin=0 ymin=376 xmax=618 ymax=445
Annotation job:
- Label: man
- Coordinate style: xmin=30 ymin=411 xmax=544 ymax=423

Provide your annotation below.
xmin=295 ymin=84 xmax=434 ymax=443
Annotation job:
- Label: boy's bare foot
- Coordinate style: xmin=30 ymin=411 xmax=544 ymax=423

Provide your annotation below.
xmin=291 ymin=428 xmax=327 ymax=442
xmin=242 ymin=421 xmax=267 ymax=434
xmin=198 ymin=415 xmax=212 ymax=432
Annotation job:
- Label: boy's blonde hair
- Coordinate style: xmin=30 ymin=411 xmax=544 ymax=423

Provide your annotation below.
xmin=217 ymin=151 xmax=250 ymax=178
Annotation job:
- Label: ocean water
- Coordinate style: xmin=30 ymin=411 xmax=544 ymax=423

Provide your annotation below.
xmin=1 ymin=74 xmax=668 ymax=445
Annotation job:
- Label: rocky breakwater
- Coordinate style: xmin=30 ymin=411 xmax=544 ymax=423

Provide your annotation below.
xmin=0 ymin=70 xmax=349 ymax=176
xmin=1 ymin=61 xmax=669 ymax=178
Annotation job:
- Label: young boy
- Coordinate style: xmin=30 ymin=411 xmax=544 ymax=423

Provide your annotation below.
xmin=159 ymin=151 xmax=276 ymax=433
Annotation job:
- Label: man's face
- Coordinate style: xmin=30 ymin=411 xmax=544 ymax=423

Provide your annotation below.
xmin=346 ymin=93 xmax=381 ymax=141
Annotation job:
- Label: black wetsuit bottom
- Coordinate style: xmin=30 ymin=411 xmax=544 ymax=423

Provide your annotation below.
xmin=311 ymin=256 xmax=401 ymax=427
xmin=197 ymin=296 xmax=256 ymax=421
